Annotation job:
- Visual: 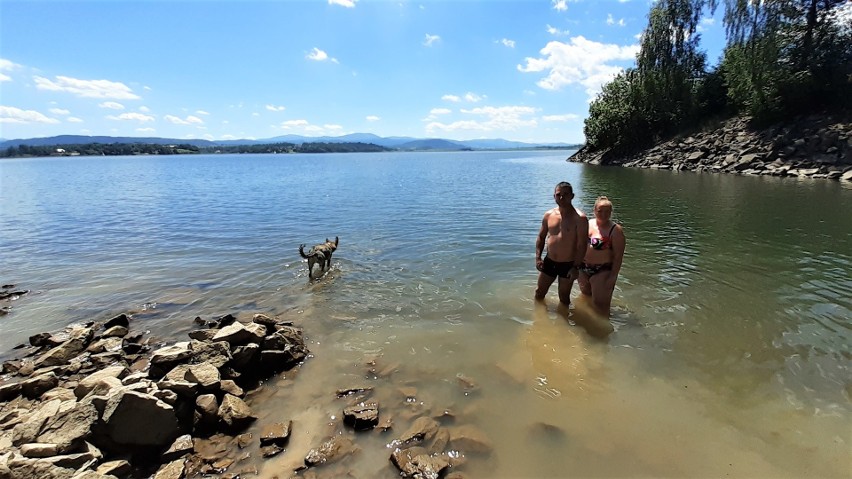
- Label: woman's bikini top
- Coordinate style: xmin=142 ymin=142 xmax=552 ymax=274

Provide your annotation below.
xmin=589 ymin=223 xmax=617 ymax=250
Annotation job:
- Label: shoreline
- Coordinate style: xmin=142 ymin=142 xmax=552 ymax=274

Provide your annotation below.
xmin=567 ymin=114 xmax=852 ymax=181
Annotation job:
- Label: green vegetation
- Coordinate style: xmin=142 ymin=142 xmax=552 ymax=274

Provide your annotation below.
xmin=584 ymin=0 xmax=852 ymax=154
xmin=0 ymin=142 xmax=390 ymax=158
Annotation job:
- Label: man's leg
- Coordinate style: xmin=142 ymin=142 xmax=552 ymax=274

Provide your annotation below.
xmin=535 ymin=272 xmax=556 ymax=301
xmin=557 ymin=275 xmax=574 ymax=306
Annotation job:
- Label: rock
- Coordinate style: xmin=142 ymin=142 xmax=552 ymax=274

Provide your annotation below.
xmin=21 ymin=443 xmax=61 ymax=457
xmin=185 ymin=363 xmax=220 ymax=391
xmin=219 ymin=380 xmax=244 ymax=397
xmin=96 ymin=459 xmax=131 ymax=477
xmin=390 ymin=446 xmax=450 ymax=479
xmin=212 ymin=323 xmax=254 ymax=345
xmin=195 ymin=394 xmax=219 ymax=423
xmin=186 ymin=341 xmax=231 ymax=369
xmin=842 ymin=169 xmax=852 ymax=181
xmin=252 ymin=313 xmax=277 ymax=327
xmin=208 ymin=313 xmax=236 ymax=329
xmin=187 ymin=329 xmax=216 ymax=342
xmin=162 ymin=434 xmax=194 ymax=462
xmin=12 ymin=399 xmax=63 ymax=446
xmin=243 ymin=323 xmax=267 ymax=343
xmin=102 ymin=390 xmax=180 ymax=447
xmin=101 ymin=326 xmax=128 ymax=338
xmin=104 ymin=314 xmax=130 ymax=330
xmin=153 ymin=459 xmax=185 ymax=479
xmin=217 ymin=394 xmax=256 ymax=430
xmin=686 ymin=151 xmax=705 ymax=161
xmin=449 ymin=425 xmax=492 ymax=454
xmin=0 ymin=381 xmax=22 ymax=401
xmin=397 ymin=417 xmax=440 ymax=447
xmin=74 ymin=365 xmax=127 ymax=399
xmin=304 ymin=435 xmax=357 ymax=467
xmin=33 ymin=338 xmax=88 ymax=369
xmin=37 ymin=401 xmax=98 ymax=453
xmin=29 ymin=332 xmax=58 ymax=348
xmin=343 ymin=401 xmax=379 ymax=431
xmin=150 ymin=343 xmax=193 ymax=366
xmin=259 ymin=421 xmax=292 ymax=447
xmin=5 ymin=457 xmax=77 ymax=479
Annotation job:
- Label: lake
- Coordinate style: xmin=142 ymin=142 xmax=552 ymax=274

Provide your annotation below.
xmin=1 ymin=151 xmax=850 ymax=478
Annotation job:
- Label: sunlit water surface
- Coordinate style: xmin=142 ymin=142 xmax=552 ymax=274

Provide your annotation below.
xmin=1 ymin=151 xmax=850 ymax=478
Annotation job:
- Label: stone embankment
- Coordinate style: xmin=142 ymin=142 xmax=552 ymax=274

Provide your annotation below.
xmin=569 ymin=115 xmax=852 ymax=181
xmin=0 ymin=307 xmax=493 ymax=479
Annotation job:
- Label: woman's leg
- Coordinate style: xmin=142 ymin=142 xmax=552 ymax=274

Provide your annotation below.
xmin=577 ymin=272 xmax=592 ymax=296
xmin=589 ymin=270 xmax=615 ymax=315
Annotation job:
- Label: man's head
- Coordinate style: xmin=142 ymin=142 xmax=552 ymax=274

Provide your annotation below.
xmin=553 ymin=182 xmax=574 ymax=204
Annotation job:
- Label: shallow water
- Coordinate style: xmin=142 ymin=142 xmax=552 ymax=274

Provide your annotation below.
xmin=1 ymin=151 xmax=850 ymax=477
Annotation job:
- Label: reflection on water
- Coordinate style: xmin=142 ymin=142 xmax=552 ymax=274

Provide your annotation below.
xmin=1 ymin=152 xmax=850 ymax=477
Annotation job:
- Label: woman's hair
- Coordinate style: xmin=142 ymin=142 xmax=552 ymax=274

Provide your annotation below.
xmin=595 ymin=196 xmax=612 ymax=209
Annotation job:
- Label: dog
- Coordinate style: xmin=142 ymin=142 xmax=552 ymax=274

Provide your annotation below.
xmin=299 ymin=236 xmax=339 ymax=279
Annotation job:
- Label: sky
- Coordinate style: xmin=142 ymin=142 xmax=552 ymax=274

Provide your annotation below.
xmin=0 ymin=0 xmax=730 ymax=144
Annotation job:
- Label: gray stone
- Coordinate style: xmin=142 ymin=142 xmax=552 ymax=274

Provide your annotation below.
xmin=75 ymin=365 xmax=128 ymax=399
xmin=304 ymin=435 xmax=357 ymax=467
xmin=390 ymin=446 xmax=450 ymax=479
xmin=150 ymin=343 xmax=193 ymax=366
xmin=185 ymin=363 xmax=220 ymax=390
xmin=101 ymin=326 xmax=128 ymax=338
xmin=217 ymin=394 xmax=256 ymax=429
xmin=343 ymin=401 xmax=379 ymax=431
xmin=153 ymin=459 xmax=184 ymax=479
xmin=96 ymin=459 xmax=131 ymax=477
xmin=102 ymin=390 xmax=180 ymax=447
xmin=0 ymin=381 xmax=22 ymax=402
xmin=34 ymin=337 xmax=89 ymax=369
xmin=21 ymin=372 xmax=60 ymax=399
xmin=37 ymin=401 xmax=98 ymax=453
xmin=12 ymin=399 xmax=63 ymax=446
xmin=219 ymin=380 xmax=244 ymax=397
xmin=212 ymin=323 xmax=254 ymax=345
xmin=162 ymin=434 xmax=194 ymax=462
xmin=259 ymin=421 xmax=292 ymax=447
xmin=21 ymin=443 xmax=61 ymax=458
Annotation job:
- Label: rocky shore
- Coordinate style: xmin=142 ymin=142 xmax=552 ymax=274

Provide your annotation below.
xmin=568 ymin=114 xmax=852 ymax=181
xmin=0 ymin=307 xmax=491 ymax=479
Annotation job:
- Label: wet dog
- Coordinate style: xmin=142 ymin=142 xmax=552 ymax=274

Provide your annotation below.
xmin=299 ymin=236 xmax=339 ymax=279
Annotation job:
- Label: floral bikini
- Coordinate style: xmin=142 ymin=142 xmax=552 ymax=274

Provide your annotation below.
xmin=580 ymin=223 xmax=617 ymax=276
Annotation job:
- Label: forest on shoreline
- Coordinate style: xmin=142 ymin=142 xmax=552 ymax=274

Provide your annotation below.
xmin=583 ymin=0 xmax=851 ymax=156
xmin=0 ymin=142 xmax=391 ymax=158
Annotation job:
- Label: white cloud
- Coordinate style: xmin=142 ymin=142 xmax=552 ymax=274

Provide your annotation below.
xmin=329 ymin=0 xmax=356 ymax=7
xmin=280 ymin=119 xmax=309 ymax=128
xmin=136 ymin=127 xmax=155 ymax=132
xmin=324 ymin=124 xmax=343 ymax=130
xmin=542 ymin=113 xmax=580 ymax=122
xmin=164 ymin=114 xmax=204 ymax=125
xmin=426 ymin=105 xmax=538 ymax=134
xmin=430 ymin=108 xmax=452 ymax=115
xmin=139 ymin=106 xmax=151 ymax=113
xmin=366 ymin=115 xmax=380 ymax=121
xmin=0 ymin=59 xmax=22 ymax=73
xmin=423 ymin=34 xmax=441 ymax=47
xmin=266 ymin=104 xmax=287 ymax=112
xmin=98 ymin=101 xmax=125 ymax=110
xmin=67 ymin=117 xmax=83 ymax=123
xmin=546 ymin=24 xmax=570 ymax=36
xmin=552 ymin=0 xmax=568 ymax=11
xmin=697 ymin=18 xmax=715 ymax=32
xmin=464 ymin=92 xmax=484 ymax=102
xmin=252 ymin=112 xmax=260 ymax=117
xmin=0 ymin=73 xmax=10 ymax=82
xmin=196 ymin=110 xmax=209 ymax=115
xmin=49 ymin=108 xmax=70 ymax=115
xmin=832 ymin=2 xmax=852 ymax=29
xmin=442 ymin=94 xmax=461 ymax=102
xmin=306 ymin=48 xmax=339 ymax=63
xmin=518 ymin=36 xmax=639 ymax=98
xmin=0 ymin=106 xmax=60 ymax=124
xmin=607 ymin=14 xmax=627 ymax=27
xmin=107 ymin=112 xmax=155 ymax=122
xmin=500 ymin=38 xmax=516 ymax=48
xmin=35 ymin=76 xmax=140 ymax=99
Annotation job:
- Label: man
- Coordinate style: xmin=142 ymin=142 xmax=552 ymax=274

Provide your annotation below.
xmin=535 ymin=181 xmax=588 ymax=307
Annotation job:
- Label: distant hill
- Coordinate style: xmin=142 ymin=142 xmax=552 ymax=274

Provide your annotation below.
xmin=0 ymin=133 xmax=580 ymax=151
xmin=395 ymin=139 xmax=469 ymax=151
xmin=0 ymin=135 xmax=217 ymax=148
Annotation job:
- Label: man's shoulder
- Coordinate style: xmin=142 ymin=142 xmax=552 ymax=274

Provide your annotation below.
xmin=574 ymin=207 xmax=588 ymax=219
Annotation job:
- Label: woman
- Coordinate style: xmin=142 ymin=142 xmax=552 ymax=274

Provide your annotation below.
xmin=578 ymin=196 xmax=625 ymax=316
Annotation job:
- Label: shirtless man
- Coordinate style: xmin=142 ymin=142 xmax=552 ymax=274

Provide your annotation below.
xmin=535 ymin=182 xmax=589 ymax=307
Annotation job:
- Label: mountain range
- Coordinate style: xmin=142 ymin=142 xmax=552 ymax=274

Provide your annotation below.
xmin=0 ymin=134 xmax=580 ymax=151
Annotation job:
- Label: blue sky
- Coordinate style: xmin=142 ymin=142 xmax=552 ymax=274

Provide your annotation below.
xmin=0 ymin=0 xmax=728 ymax=144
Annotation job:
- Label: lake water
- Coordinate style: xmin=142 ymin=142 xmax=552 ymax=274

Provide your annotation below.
xmin=1 ymin=151 xmax=850 ymax=478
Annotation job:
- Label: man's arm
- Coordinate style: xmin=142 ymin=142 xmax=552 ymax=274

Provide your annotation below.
xmin=574 ymin=214 xmax=589 ymax=266
xmin=536 ymin=214 xmax=548 ymax=269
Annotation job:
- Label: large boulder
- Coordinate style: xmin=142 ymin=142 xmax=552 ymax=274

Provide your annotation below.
xmin=36 ymin=401 xmax=99 ymax=454
xmin=101 ymin=390 xmax=180 ymax=447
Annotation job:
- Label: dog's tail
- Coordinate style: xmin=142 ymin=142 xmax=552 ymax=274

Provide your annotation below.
xmin=299 ymin=244 xmax=312 ymax=259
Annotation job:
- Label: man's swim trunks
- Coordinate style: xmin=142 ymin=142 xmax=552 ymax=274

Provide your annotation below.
xmin=541 ymin=256 xmax=575 ymax=278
